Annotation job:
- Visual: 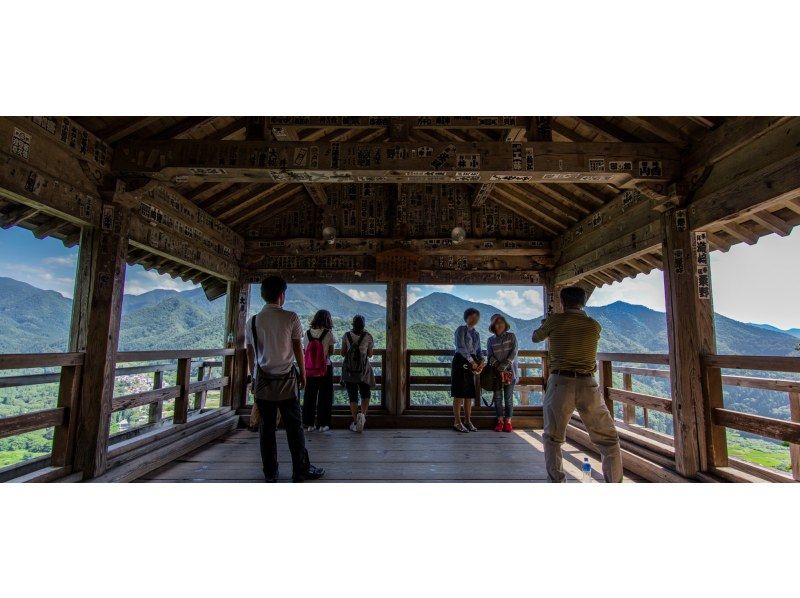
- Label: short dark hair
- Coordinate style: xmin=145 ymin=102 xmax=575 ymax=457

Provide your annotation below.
xmin=463 ymin=308 xmax=480 ymax=321
xmin=352 ymin=314 xmax=366 ymax=334
xmin=261 ymin=276 xmax=287 ymax=303
xmin=310 ymin=309 xmax=333 ymax=330
xmin=560 ymin=286 xmax=587 ymax=308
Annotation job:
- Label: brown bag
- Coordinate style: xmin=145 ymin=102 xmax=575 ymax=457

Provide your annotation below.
xmin=249 ymin=401 xmax=261 ymax=430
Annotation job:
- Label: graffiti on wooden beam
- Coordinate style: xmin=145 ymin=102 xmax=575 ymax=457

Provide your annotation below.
xmin=112 ymin=140 xmax=680 ymax=185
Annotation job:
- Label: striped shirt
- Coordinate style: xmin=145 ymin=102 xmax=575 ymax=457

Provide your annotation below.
xmin=532 ymin=309 xmax=601 ymax=374
xmin=487 ymin=331 xmax=519 ymax=381
xmin=454 ymin=325 xmax=483 ymax=363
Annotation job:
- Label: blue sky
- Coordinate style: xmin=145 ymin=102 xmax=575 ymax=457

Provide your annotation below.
xmin=1 ymin=225 xmax=798 ymax=329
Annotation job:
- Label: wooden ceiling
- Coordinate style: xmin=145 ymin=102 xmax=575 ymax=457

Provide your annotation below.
xmin=5 ymin=116 xmax=796 ymax=291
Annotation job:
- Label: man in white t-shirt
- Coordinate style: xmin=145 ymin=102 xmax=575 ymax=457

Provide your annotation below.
xmin=245 ymin=276 xmax=324 ymax=483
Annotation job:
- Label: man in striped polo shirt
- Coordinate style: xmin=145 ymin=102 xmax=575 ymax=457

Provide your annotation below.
xmin=532 ymin=286 xmax=622 ymax=482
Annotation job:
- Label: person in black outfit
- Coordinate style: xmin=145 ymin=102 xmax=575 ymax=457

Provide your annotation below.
xmin=245 ymin=276 xmax=325 ymax=482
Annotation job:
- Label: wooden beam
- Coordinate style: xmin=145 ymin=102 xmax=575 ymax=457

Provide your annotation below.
xmin=72 ymin=207 xmax=130 ymax=479
xmin=748 ymin=209 xmax=792 ymax=237
xmin=661 ymin=207 xmax=717 ymax=477
xmin=626 ymin=116 xmax=687 ymax=145
xmin=98 ymin=117 xmax=162 ymax=143
xmin=689 ymin=119 xmax=800 ymax=231
xmin=574 ymin=117 xmax=644 ymax=142
xmin=222 ymin=279 xmax=250 ymax=410
xmin=112 ymin=139 xmax=680 ymax=186
xmin=385 ymin=281 xmax=408 ymax=416
xmin=684 ymin=116 xmax=793 ymax=174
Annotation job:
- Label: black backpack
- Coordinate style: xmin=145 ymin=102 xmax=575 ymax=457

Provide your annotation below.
xmin=341 ymin=331 xmax=368 ymax=383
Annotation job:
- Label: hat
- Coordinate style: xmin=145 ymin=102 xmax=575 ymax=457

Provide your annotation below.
xmin=489 ymin=313 xmax=510 ymax=334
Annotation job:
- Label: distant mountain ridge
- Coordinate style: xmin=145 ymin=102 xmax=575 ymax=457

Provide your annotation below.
xmin=1 ymin=277 xmax=798 ymax=357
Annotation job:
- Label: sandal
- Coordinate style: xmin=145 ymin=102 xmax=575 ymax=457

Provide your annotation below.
xmin=453 ymin=423 xmax=469 ymax=433
xmin=465 ymin=421 xmax=478 ymax=432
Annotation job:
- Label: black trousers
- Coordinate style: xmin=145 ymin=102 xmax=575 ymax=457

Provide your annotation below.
xmin=255 ymin=398 xmax=310 ymax=478
xmin=302 ymin=365 xmax=334 ymax=427
xmin=345 ymin=382 xmax=371 ymax=404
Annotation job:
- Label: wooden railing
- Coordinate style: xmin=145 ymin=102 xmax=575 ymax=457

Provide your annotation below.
xmin=0 ymin=352 xmax=84 ymax=481
xmin=597 ymin=352 xmax=800 ymax=481
xmin=406 ymin=349 xmax=548 ymax=408
xmin=597 ymin=353 xmax=673 ymax=438
xmin=703 ymin=354 xmax=800 ymax=481
xmin=114 ymin=349 xmax=234 ymax=428
xmin=0 ymin=348 xmax=237 ymax=481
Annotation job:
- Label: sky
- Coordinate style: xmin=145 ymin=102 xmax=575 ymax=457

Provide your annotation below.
xmin=1 ymin=225 xmax=798 ymax=329
xmin=0 ymin=226 xmax=198 ymax=298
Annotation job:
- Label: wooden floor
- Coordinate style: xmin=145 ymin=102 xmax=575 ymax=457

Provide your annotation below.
xmin=138 ymin=427 xmax=642 ymax=483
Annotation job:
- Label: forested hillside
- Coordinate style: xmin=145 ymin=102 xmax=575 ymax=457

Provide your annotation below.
xmin=1 ymin=277 xmax=798 ymax=472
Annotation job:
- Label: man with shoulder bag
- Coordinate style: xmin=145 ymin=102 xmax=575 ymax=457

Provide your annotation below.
xmin=246 ymin=276 xmax=325 ymax=483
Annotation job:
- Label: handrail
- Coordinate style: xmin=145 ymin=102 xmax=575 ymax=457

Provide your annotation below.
xmin=702 ymin=354 xmax=800 ymax=373
xmin=406 ymin=348 xmax=548 ymax=408
xmin=115 ymin=348 xmax=235 ymax=362
xmin=597 ymin=352 xmax=670 ymax=365
xmin=0 ymin=352 xmax=84 ymax=369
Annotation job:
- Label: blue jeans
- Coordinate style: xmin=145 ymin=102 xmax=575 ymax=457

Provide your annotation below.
xmin=493 ymin=383 xmax=514 ymax=419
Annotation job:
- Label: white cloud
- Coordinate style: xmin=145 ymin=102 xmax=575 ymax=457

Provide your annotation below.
xmin=427 ymin=284 xmax=454 ymax=292
xmin=468 ymin=288 xmax=544 ymax=319
xmin=345 ymin=288 xmax=386 ymax=306
xmin=407 ymin=286 xmax=423 ymax=305
xmin=0 ymin=263 xmax=75 ymax=297
xmin=125 ymin=269 xmax=198 ymax=295
xmin=589 ymin=271 xmax=666 ymax=312
xmin=41 ymin=254 xmax=78 ymax=267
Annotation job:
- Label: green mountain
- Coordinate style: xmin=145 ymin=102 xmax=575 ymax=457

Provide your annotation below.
xmin=2 ymin=277 xmax=799 ymax=473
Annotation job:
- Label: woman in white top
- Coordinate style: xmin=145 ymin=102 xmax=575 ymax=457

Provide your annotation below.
xmin=340 ymin=315 xmax=375 ymax=432
xmin=301 ymin=310 xmax=336 ymax=432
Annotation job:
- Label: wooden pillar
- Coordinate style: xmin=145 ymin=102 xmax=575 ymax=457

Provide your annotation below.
xmin=789 ymin=391 xmax=800 ymax=481
xmin=222 ymin=279 xmax=250 ymax=410
xmin=661 ymin=207 xmax=719 ymax=476
xmin=622 ymin=372 xmax=636 ymax=424
xmin=72 ymin=205 xmax=130 ymax=479
xmin=385 ymin=281 xmax=408 ymax=417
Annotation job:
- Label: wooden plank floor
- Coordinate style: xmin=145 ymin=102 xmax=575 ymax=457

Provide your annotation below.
xmin=138 ymin=428 xmax=642 ymax=483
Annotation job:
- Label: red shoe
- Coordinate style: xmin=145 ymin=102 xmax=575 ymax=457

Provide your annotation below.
xmin=494 ymin=419 xmax=504 ymax=432
xmin=503 ymin=420 xmax=513 ymax=433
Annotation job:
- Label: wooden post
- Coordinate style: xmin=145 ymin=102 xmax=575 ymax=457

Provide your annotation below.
xmin=223 ymin=279 xmax=250 ymax=410
xmin=597 ymin=358 xmax=614 ymax=415
xmin=174 ymin=357 xmax=191 ymax=424
xmin=51 ymin=364 xmax=81 ymax=469
xmin=72 ymin=206 xmax=129 ymax=479
xmin=385 ymin=281 xmax=408 ymax=417
xmin=148 ymin=369 xmax=164 ymax=424
xmin=194 ymin=364 xmax=207 ymax=410
xmin=661 ymin=207 xmax=719 ymax=477
xmin=789 ymin=391 xmax=800 ymax=481
xmin=622 ymin=372 xmax=636 ymax=424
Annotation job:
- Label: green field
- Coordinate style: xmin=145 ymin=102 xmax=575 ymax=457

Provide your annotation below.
xmin=727 ymin=430 xmax=791 ymax=472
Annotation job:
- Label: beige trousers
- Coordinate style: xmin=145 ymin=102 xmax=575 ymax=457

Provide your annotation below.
xmin=542 ymin=373 xmax=623 ymax=483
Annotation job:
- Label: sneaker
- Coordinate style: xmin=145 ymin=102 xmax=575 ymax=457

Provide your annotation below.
xmin=494 ymin=419 xmax=504 ymax=432
xmin=503 ymin=420 xmax=513 ymax=433
xmin=349 ymin=422 xmax=358 ymax=432
xmin=293 ymin=465 xmax=325 ymax=482
xmin=306 ymin=426 xmax=315 ymax=433
xmin=356 ymin=412 xmax=366 ymax=432
xmin=318 ymin=426 xmax=330 ymax=432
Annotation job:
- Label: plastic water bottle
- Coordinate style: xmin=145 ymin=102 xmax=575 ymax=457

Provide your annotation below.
xmin=581 ymin=457 xmax=592 ymax=482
